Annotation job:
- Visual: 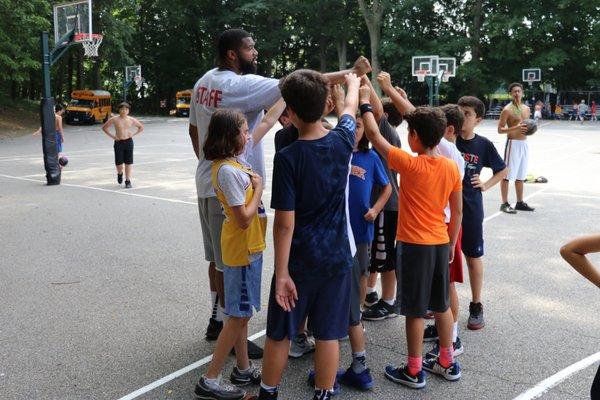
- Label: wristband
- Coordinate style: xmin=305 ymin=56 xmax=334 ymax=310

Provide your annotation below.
xmin=359 ymin=103 xmax=373 ymax=116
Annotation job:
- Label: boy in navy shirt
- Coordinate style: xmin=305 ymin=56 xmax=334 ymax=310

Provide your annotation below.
xmin=255 ymin=70 xmax=361 ymax=400
xmin=456 ymin=96 xmax=508 ymax=330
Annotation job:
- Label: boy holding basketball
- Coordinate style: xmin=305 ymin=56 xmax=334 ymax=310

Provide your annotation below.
xmin=102 ymin=102 xmax=144 ymax=189
xmin=457 ymin=96 xmax=508 ymax=330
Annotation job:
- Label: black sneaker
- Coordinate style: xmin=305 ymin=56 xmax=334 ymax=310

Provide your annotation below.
xmin=205 ymin=318 xmax=223 ymax=341
xmin=194 ymin=376 xmax=246 ymax=400
xmin=117 ymin=173 xmax=123 ymax=184
xmin=467 ymin=302 xmax=485 ymax=330
xmin=251 ymin=388 xmax=277 ymax=400
xmin=500 ymin=202 xmax=517 ymax=214
xmin=231 ymin=340 xmax=264 ymax=359
xmin=515 ymin=201 xmax=535 ymax=211
xmin=422 ymin=358 xmax=461 ymax=381
xmin=362 ymin=299 xmax=398 ymax=321
xmin=425 ymin=337 xmax=464 ymax=359
xmin=423 ymin=325 xmax=438 ymax=342
xmin=364 ymin=291 xmax=379 ymax=307
xmin=313 ymin=388 xmax=334 ymax=400
xmin=384 ymin=364 xmax=426 ymax=389
xmin=230 ymin=361 xmax=261 ymax=385
xmin=125 ymin=180 xmax=132 ymax=189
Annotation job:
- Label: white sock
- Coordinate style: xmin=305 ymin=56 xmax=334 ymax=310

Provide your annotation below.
xmin=215 ymin=305 xmax=225 ymax=322
xmin=383 ymin=298 xmax=395 ymax=306
xmin=452 ymin=321 xmax=458 ymax=342
xmin=367 ymin=286 xmax=376 ymax=294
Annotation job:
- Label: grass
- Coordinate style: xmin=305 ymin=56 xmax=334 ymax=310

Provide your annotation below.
xmin=0 ymin=99 xmax=39 ymax=139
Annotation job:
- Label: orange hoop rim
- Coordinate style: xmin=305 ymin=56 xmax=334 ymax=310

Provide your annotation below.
xmin=73 ymin=33 xmax=103 ymax=42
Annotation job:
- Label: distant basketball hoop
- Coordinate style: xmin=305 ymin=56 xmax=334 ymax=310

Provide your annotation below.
xmin=416 ymin=70 xmax=428 ymax=82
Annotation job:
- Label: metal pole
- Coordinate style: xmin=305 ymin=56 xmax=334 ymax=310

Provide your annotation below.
xmin=40 ymin=31 xmax=61 ymax=185
xmin=427 ymin=76 xmax=434 ymax=106
xmin=434 ymin=77 xmax=440 ymax=106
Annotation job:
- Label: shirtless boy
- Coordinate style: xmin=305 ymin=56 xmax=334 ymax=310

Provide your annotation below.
xmin=497 ymin=83 xmax=534 ymax=214
xmin=102 ymin=102 xmax=144 ymax=188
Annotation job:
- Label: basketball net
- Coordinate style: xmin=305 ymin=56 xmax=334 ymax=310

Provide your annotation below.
xmin=74 ymin=33 xmax=103 ymax=57
xmin=442 ymin=72 xmax=451 ymax=83
xmin=416 ymin=69 xmax=428 ymax=82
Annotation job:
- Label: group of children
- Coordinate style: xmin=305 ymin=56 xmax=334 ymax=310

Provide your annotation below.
xmin=192 ymin=60 xmax=516 ymax=400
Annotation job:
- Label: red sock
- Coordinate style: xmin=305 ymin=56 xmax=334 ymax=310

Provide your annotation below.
xmin=439 ymin=346 xmax=453 ymax=368
xmin=407 ymin=356 xmax=422 ymax=376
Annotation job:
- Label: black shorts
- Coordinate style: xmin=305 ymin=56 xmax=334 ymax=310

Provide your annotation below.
xmin=369 ymin=210 xmax=398 ymax=273
xmin=266 ymin=270 xmax=351 ymax=341
xmin=461 ymin=200 xmax=484 ymax=258
xmin=114 ymin=138 xmax=134 ymax=165
xmin=398 ymin=242 xmax=450 ymax=318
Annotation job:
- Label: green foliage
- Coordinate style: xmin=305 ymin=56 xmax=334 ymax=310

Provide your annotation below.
xmin=1 ymin=0 xmax=599 ymax=108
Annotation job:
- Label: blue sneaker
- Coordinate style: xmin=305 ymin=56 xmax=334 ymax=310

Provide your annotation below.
xmin=307 ymin=369 xmax=343 ymax=395
xmin=339 ymin=366 xmax=373 ymax=390
xmin=422 ymin=358 xmax=461 ymax=381
xmin=384 ymin=364 xmax=426 ymax=389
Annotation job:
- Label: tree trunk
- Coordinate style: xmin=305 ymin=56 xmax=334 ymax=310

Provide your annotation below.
xmin=336 ymin=39 xmax=347 ymax=70
xmin=10 ymin=80 xmax=17 ymax=100
xmin=318 ymin=36 xmax=328 ymax=72
xmin=358 ymin=0 xmax=384 ymax=93
xmin=468 ymin=0 xmax=484 ymax=95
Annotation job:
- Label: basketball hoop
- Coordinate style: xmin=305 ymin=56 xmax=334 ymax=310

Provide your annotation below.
xmin=416 ymin=69 xmax=428 ymax=82
xmin=133 ymin=75 xmax=143 ymax=90
xmin=74 ymin=33 xmax=103 ymax=57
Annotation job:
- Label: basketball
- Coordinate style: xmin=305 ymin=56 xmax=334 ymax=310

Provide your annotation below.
xmin=59 ymin=156 xmax=69 ymax=166
xmin=523 ymin=119 xmax=538 ymax=135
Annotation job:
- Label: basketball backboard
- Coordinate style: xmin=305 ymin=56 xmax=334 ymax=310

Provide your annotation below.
xmin=53 ymin=0 xmax=92 ymax=43
xmin=412 ymin=56 xmax=439 ymax=77
xmin=438 ymin=57 xmax=457 ymax=77
xmin=522 ymin=68 xmax=541 ymax=83
xmin=125 ymin=65 xmax=142 ymax=83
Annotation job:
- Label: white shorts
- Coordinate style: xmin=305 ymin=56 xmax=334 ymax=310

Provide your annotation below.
xmin=534 ymin=111 xmax=542 ymax=119
xmin=504 ymin=139 xmax=529 ymax=181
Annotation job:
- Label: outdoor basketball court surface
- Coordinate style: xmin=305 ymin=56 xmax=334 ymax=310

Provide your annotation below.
xmin=1 ymin=118 xmax=599 ymax=400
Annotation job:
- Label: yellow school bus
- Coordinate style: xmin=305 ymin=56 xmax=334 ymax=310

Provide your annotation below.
xmin=65 ymin=90 xmax=112 ymax=124
xmin=175 ymin=90 xmax=192 ymax=117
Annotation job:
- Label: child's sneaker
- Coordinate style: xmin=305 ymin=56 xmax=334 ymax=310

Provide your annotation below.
xmin=468 ymin=302 xmax=485 ymax=330
xmin=423 ymin=325 xmax=438 ymax=342
xmin=384 ymin=364 xmax=426 ymax=389
xmin=361 ymin=300 xmax=398 ymax=321
xmin=230 ymin=362 xmax=261 ymax=385
xmin=339 ymin=366 xmax=373 ymax=390
xmin=515 ymin=201 xmax=535 ymax=211
xmin=194 ymin=376 xmax=246 ymax=400
xmin=425 ymin=337 xmax=464 ymax=359
xmin=422 ymin=358 xmax=461 ymax=381
xmin=364 ymin=291 xmax=379 ymax=307
xmin=125 ymin=180 xmax=132 ymax=189
xmin=500 ymin=202 xmax=517 ymax=214
xmin=313 ymin=389 xmax=335 ymax=400
xmin=205 ymin=317 xmax=223 ymax=341
xmin=117 ymin=173 xmax=123 ymax=184
xmin=288 ymin=332 xmax=316 ymax=358
xmin=248 ymin=387 xmax=278 ymax=400
xmin=307 ymin=369 xmax=343 ymax=395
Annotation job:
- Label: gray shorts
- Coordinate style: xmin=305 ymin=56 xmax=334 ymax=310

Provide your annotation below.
xmin=349 ymin=243 xmax=371 ymax=326
xmin=198 ymin=197 xmax=225 ymax=271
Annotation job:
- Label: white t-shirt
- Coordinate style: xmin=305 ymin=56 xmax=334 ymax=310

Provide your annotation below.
xmin=437 ymin=137 xmax=465 ymax=223
xmin=190 ymin=68 xmax=281 ymax=198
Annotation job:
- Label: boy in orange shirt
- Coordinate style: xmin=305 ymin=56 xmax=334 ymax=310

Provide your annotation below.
xmin=360 ymin=82 xmax=463 ymax=388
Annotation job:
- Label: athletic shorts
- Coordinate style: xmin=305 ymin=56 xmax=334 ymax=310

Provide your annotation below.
xmin=55 ymin=132 xmax=63 ymax=153
xmin=398 ymin=242 xmax=450 ymax=318
xmin=114 ymin=138 xmax=134 ymax=165
xmin=266 ymin=270 xmax=351 ymax=341
xmin=198 ymin=196 xmax=225 ymax=271
xmin=448 ymin=225 xmax=464 ymax=283
xmin=461 ymin=200 xmax=484 ymax=258
xmin=222 ymin=254 xmax=262 ymax=318
xmin=350 ymin=243 xmax=371 ymax=326
xmin=369 ymin=210 xmax=398 ymax=273
xmin=504 ymin=139 xmax=528 ymax=181
xmin=592 ymin=364 xmax=600 ymax=400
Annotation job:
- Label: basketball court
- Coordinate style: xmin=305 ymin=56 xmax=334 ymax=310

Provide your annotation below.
xmin=1 ymin=117 xmax=599 ymax=400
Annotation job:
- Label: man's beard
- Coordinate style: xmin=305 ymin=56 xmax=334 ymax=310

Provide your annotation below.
xmin=239 ymin=55 xmax=257 ymax=75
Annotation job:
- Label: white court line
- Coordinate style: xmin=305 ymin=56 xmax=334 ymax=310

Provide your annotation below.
xmin=513 ymin=351 xmax=600 ymax=400
xmin=116 ymin=330 xmax=266 ymax=400
xmin=539 ymin=192 xmax=600 ymax=200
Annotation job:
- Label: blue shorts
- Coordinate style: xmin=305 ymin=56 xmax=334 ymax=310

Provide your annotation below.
xmin=222 ymin=254 xmax=262 ymax=318
xmin=55 ymin=132 xmax=62 ymax=153
xmin=461 ymin=214 xmax=484 ymax=258
xmin=266 ymin=270 xmax=351 ymax=341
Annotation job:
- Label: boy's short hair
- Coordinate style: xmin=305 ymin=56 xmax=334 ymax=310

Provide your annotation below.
xmin=203 ymin=109 xmax=246 ymax=161
xmin=118 ymin=102 xmax=131 ymax=111
xmin=279 ymin=69 xmax=329 ymax=123
xmin=218 ymin=29 xmax=251 ymax=62
xmin=404 ymin=106 xmax=447 ymax=149
xmin=55 ymin=104 xmax=64 ymax=112
xmin=508 ymin=82 xmax=523 ymax=93
xmin=439 ymin=104 xmax=465 ymax=135
xmin=382 ymin=98 xmax=403 ymax=127
xmin=457 ymin=96 xmax=486 ymax=118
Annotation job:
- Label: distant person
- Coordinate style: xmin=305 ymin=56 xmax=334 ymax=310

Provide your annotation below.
xmin=534 ymin=101 xmax=543 ymax=124
xmin=554 ymin=104 xmax=563 ymax=120
xmin=34 ymin=104 xmax=65 ymax=157
xmin=101 ymin=102 xmax=144 ymax=188
xmin=498 ymin=82 xmax=534 ymax=214
xmin=578 ymin=100 xmax=589 ymax=124
xmin=569 ymin=101 xmax=578 ymax=121
xmin=591 ymin=101 xmax=597 ymax=122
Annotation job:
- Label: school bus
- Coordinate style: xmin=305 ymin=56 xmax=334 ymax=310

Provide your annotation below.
xmin=175 ymin=90 xmax=192 ymax=117
xmin=65 ymin=90 xmax=112 ymax=124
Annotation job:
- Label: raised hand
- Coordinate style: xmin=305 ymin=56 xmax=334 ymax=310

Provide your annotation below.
xmin=353 ymin=56 xmax=372 ymax=76
xmin=344 ymin=72 xmax=360 ymax=89
xmin=359 ymin=85 xmax=371 ymax=105
xmin=377 ymin=72 xmax=393 ymax=92
xmin=395 ymin=86 xmax=408 ymax=99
